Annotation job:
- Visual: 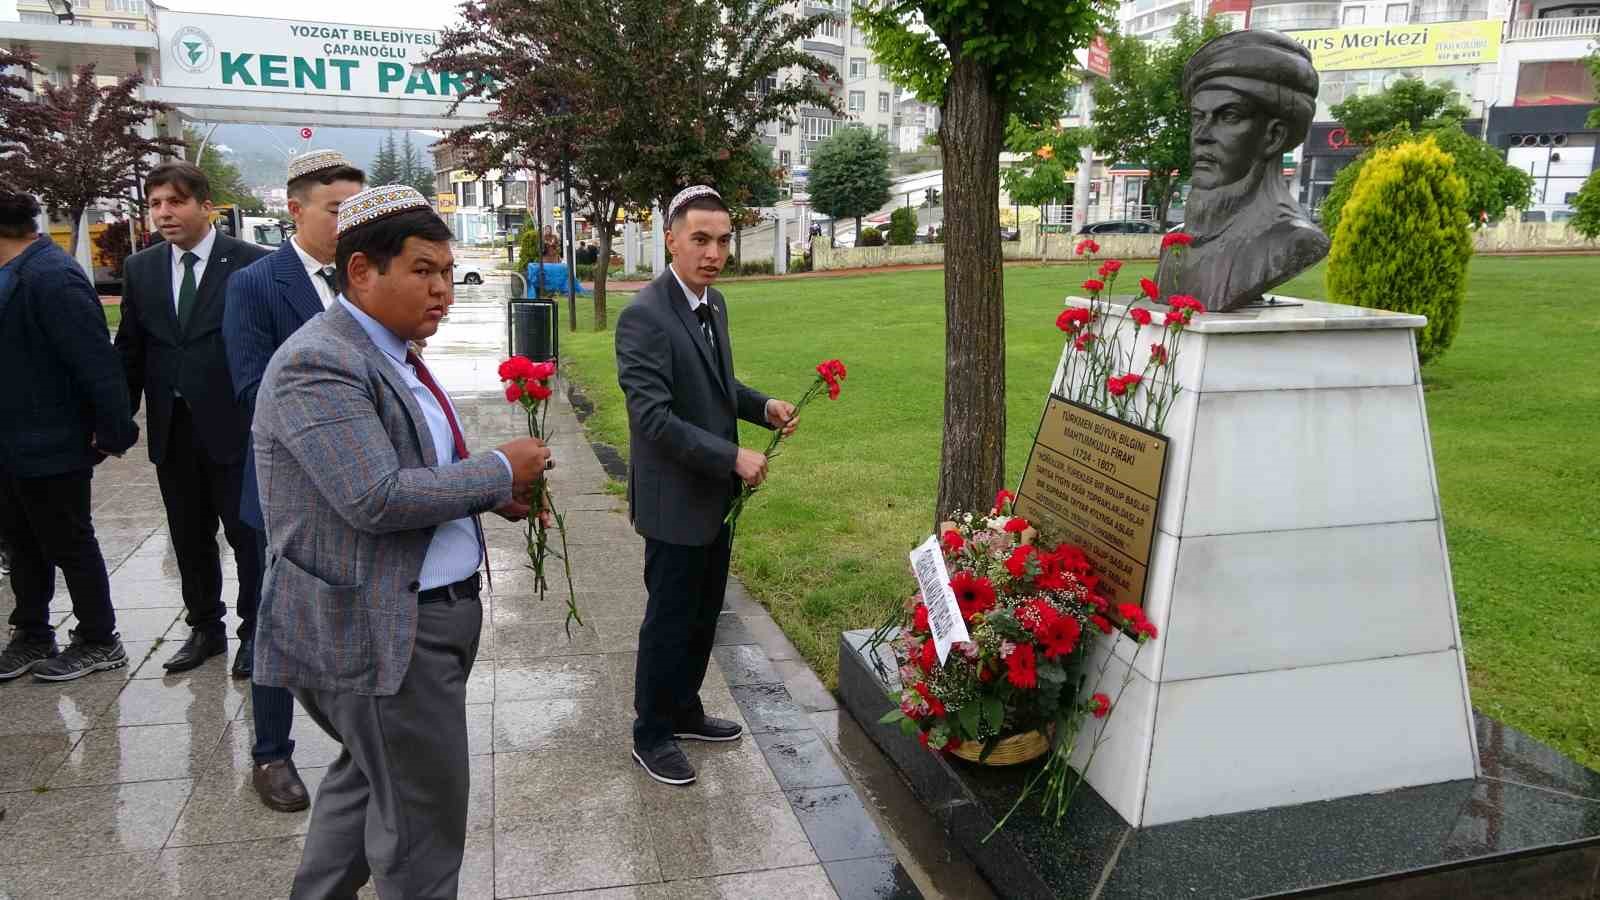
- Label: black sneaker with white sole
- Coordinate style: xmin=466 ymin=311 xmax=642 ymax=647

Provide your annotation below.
xmin=633 ymin=741 xmax=697 ymax=785
xmin=32 ymin=632 xmax=126 ymax=682
xmin=674 ymin=715 xmax=743 ymax=742
xmin=0 ymin=636 xmax=59 ymax=681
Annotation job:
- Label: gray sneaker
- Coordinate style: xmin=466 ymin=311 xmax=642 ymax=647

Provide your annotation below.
xmin=0 ymin=635 xmax=59 ymax=681
xmin=32 ymin=632 xmax=125 ymax=682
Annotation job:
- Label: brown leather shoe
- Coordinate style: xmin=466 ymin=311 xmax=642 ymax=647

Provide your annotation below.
xmin=252 ymin=759 xmax=310 ymax=812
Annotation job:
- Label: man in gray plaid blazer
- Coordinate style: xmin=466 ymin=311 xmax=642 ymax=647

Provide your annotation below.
xmin=252 ymin=186 xmax=551 ymax=899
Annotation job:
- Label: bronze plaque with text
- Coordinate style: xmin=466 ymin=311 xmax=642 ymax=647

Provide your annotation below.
xmin=1012 ymin=395 xmax=1169 ymax=610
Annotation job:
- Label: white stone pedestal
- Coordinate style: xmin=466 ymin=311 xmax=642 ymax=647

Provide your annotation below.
xmin=1051 ymin=296 xmax=1478 ymax=827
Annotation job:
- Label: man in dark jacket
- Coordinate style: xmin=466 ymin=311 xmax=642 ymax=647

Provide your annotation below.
xmin=115 ymin=163 xmax=269 ymax=673
xmin=0 ymin=189 xmax=139 ymax=682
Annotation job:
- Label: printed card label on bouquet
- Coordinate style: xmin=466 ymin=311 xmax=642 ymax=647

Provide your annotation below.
xmin=1014 ymin=394 xmax=1169 ymax=610
xmin=909 ymin=534 xmax=970 ymax=664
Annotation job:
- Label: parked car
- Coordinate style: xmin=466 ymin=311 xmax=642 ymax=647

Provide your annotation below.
xmin=1078 ymin=220 xmax=1160 ymax=235
xmin=454 ymin=262 xmax=485 ymax=285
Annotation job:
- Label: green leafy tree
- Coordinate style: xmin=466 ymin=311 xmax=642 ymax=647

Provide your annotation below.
xmin=1588 ymin=46 xmax=1600 ymax=127
xmin=434 ymin=0 xmax=836 ymax=331
xmin=857 ymin=0 xmax=1105 ymax=518
xmin=370 ymin=133 xmax=400 ymax=186
xmin=888 ymin=205 xmax=917 ymax=244
xmin=723 ymin=140 xmax=782 ymax=265
xmin=1326 ymin=136 xmax=1472 ymax=365
xmin=1572 ymin=171 xmax=1600 ymax=241
xmin=1331 ymin=76 xmax=1470 ymax=145
xmin=1320 ymin=124 xmax=1533 ymax=234
xmin=184 ymin=129 xmax=258 ymax=211
xmin=1001 ymin=117 xmax=1082 ymax=216
xmin=399 ymin=132 xmax=436 ymax=199
xmin=808 ymin=126 xmax=892 ymax=240
xmin=0 ymin=49 xmax=180 ymax=256
xmin=1089 ymin=13 xmax=1230 ymax=228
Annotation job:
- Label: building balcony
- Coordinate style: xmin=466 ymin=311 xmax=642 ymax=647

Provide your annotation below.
xmin=1248 ymin=0 xmax=1341 ymax=31
xmin=1507 ymin=15 xmax=1600 ymax=40
xmin=1409 ymin=1 xmax=1488 ymax=23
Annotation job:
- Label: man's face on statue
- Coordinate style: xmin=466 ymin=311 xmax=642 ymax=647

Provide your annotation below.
xmin=1189 ymin=88 xmax=1277 ymax=190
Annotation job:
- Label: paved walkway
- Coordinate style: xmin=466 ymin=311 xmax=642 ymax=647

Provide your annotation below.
xmin=0 ymin=278 xmax=987 ymax=899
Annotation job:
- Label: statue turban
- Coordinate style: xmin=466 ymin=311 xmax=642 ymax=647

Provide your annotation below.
xmin=1183 ymin=30 xmax=1319 ymax=149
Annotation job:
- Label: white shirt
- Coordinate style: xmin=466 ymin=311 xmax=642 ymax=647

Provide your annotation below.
xmin=290 ymin=235 xmax=337 ymax=309
xmin=338 ymin=296 xmax=513 ymax=591
xmin=669 ymin=264 xmax=710 ymax=312
xmin=170 ymin=226 xmax=217 ymax=314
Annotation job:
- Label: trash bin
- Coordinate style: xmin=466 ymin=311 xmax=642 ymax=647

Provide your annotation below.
xmin=507 ymin=297 xmax=559 ymax=362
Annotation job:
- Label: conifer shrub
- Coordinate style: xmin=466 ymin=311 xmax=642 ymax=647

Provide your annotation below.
xmin=1326 ymin=136 xmax=1473 ymax=365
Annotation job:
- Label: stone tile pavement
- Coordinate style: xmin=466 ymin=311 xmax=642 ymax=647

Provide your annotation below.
xmin=0 ymin=282 xmax=989 ymax=899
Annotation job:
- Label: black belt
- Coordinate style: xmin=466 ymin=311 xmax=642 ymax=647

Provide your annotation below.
xmin=418 ymin=572 xmax=481 ymax=605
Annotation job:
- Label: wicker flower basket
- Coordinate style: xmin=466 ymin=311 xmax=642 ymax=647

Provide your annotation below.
xmin=951 ymin=728 xmax=1051 ymax=766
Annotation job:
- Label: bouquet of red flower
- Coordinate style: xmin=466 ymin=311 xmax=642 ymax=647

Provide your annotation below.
xmin=1053 ymin=240 xmax=1203 ymax=433
xmin=498 ymin=355 xmax=581 ymax=633
xmin=723 ymin=358 xmax=847 ymax=533
xmin=878 ymin=490 xmax=1158 ymax=836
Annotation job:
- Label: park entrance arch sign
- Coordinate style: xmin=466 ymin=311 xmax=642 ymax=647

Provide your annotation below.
xmin=144 ymin=7 xmax=494 ymax=129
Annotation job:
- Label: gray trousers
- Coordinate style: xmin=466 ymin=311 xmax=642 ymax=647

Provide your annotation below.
xmin=290 ymin=596 xmax=482 ymax=900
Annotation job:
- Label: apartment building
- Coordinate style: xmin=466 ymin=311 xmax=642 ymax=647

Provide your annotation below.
xmin=16 ymin=0 xmax=151 ymax=30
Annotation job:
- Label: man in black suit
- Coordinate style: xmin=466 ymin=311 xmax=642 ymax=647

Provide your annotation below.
xmin=0 ymin=188 xmax=139 ymax=682
xmin=615 ymin=185 xmax=796 ymax=785
xmin=115 ymin=163 xmax=269 ymax=672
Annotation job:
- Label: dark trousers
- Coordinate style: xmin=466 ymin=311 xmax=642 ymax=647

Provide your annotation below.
xmin=291 ymin=594 xmax=482 ymax=900
xmin=0 ymin=467 xmax=117 ymax=645
xmin=249 ymin=526 xmax=296 ymax=765
xmin=633 ymin=525 xmax=732 ymax=749
xmin=154 ymin=402 xmax=262 ymax=638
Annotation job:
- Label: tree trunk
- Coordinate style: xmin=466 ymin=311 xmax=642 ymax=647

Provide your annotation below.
xmin=1154 ymin=173 xmax=1176 ymax=230
xmin=936 ymin=54 xmax=1009 ymax=526
xmin=734 ymin=225 xmax=742 ymax=271
xmin=594 ymin=211 xmax=614 ymax=332
xmin=854 ymin=215 xmax=862 ymax=243
xmin=67 ymin=205 xmax=85 ymax=258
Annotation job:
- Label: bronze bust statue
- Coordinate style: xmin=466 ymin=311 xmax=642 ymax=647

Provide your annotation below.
xmin=1155 ymin=30 xmax=1330 ymax=312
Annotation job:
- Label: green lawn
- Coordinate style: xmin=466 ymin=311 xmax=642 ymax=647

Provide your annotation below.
xmin=559 ymin=257 xmax=1600 ymax=769
xmin=103 ymin=303 xmax=121 ymax=332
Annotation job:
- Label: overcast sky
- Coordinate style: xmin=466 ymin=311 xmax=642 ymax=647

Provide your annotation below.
xmin=156 ymin=0 xmax=464 ymax=30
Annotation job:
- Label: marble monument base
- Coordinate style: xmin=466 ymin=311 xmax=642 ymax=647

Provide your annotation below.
xmin=840 ymin=630 xmax=1600 ymax=899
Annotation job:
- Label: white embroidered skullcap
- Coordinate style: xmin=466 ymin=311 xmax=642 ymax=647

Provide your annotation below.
xmin=336 ymin=185 xmax=432 ymax=237
xmin=287 ymin=149 xmax=355 ymax=183
xmin=667 ymin=184 xmax=723 ymax=223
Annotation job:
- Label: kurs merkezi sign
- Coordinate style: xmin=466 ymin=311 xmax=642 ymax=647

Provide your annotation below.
xmin=159 ymin=10 xmax=481 ymax=100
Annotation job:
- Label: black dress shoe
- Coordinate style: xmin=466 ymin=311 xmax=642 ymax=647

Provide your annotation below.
xmin=632 ymin=741 xmax=696 ymax=785
xmin=674 ymin=715 xmax=743 ymax=742
xmin=162 ymin=630 xmax=227 ymax=672
xmin=231 ymin=637 xmax=254 ymax=679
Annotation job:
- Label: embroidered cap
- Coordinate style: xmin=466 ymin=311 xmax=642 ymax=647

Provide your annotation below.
xmin=287 ymin=149 xmax=355 ymax=183
xmin=666 ymin=184 xmax=723 ymax=224
xmin=336 ymin=185 xmax=433 ymax=237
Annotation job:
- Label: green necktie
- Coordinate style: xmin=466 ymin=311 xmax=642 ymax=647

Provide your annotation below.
xmin=177 ymin=251 xmax=199 ymax=330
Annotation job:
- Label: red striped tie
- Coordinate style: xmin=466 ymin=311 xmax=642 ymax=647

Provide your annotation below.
xmin=406 ymin=349 xmax=469 ymax=462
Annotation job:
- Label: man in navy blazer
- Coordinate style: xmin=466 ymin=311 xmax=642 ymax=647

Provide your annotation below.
xmin=115 ymin=163 xmax=269 ymax=676
xmin=0 ymin=188 xmax=139 ymax=683
xmin=223 ymin=150 xmax=364 ymax=813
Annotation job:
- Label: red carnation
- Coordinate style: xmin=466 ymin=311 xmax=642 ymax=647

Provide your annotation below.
xmin=1097 ymin=259 xmax=1123 ymax=276
xmin=1136 ymin=620 xmax=1160 ymax=640
xmin=529 ymin=360 xmax=558 ymax=381
xmin=1107 ymin=376 xmax=1129 ymax=397
xmin=940 ymin=529 xmax=965 ymax=554
xmin=1129 ymin=307 xmax=1152 ymax=326
xmin=994 ymin=489 xmax=1015 ymax=513
xmin=918 ymin=638 xmax=939 ymax=673
xmin=1117 ymin=603 xmax=1145 ymax=623
xmin=1082 ymin=278 xmax=1105 ymax=294
xmin=1004 ymin=643 xmax=1038 ymax=689
xmin=1056 ymin=307 xmax=1092 ymax=332
xmin=1164 ymin=310 xmax=1185 ymax=327
xmin=1005 ymin=544 xmax=1036 ymax=579
xmin=1003 ymin=516 xmax=1030 ymax=534
xmin=1121 ymin=373 xmax=1143 ymax=388
xmin=1161 ymin=232 xmax=1193 ymax=250
xmin=1150 ymin=343 xmax=1170 ymax=366
xmin=1074 ymin=332 xmax=1096 ymax=352
xmin=504 ymin=383 xmax=524 ymax=404
xmin=1169 ymin=295 xmax=1204 ymax=313
xmin=1075 ymin=238 xmax=1099 ymax=256
xmin=949 ymin=572 xmax=997 ymax=621
xmin=913 ymin=602 xmax=930 ymax=634
xmin=1140 ymin=277 xmax=1159 ymax=300
xmin=1091 ymin=692 xmax=1112 ymax=718
xmin=528 ymin=382 xmax=553 ymax=401
xmin=914 ymin=681 xmax=947 ymax=718
xmin=1090 ymin=614 xmax=1113 ymax=634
